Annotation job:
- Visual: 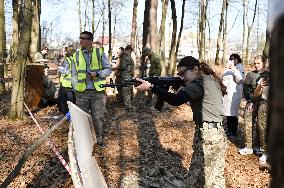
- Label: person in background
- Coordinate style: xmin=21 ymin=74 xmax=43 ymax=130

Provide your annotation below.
xmin=93 ymin=41 xmax=101 ymax=48
xmin=239 ymin=55 xmax=269 ymax=156
xmin=253 ymin=62 xmax=270 ymax=164
xmin=34 ymin=47 xmax=49 ymax=62
xmin=57 ymin=45 xmax=76 ymax=114
xmin=222 ymin=54 xmax=245 ymax=138
xmin=115 ymin=45 xmax=134 ymax=110
xmin=136 ymin=56 xmax=227 ymax=187
xmin=142 ymin=47 xmax=162 ymax=106
xmin=112 ymin=47 xmax=125 ymax=103
xmin=72 ymin=31 xmax=111 ymax=148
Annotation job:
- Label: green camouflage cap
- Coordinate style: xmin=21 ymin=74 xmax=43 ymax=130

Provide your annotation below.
xmin=142 ymin=47 xmax=151 ymax=56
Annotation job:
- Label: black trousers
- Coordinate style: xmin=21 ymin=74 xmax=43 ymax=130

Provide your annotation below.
xmin=58 ymin=86 xmax=75 ymax=114
xmin=226 ymin=116 xmax=238 ymax=135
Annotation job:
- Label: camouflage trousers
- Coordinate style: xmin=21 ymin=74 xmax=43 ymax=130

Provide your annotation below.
xmin=186 ymin=123 xmax=227 ymax=188
xmin=116 ymin=76 xmax=133 ymax=108
xmin=257 ymin=100 xmax=268 ymax=152
xmin=121 ymin=86 xmax=133 ymax=108
xmin=243 ymin=102 xmax=259 ymax=148
xmin=76 ymin=90 xmax=106 ymax=143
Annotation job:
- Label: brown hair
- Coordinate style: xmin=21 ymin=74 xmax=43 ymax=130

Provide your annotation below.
xmin=66 ymin=45 xmax=75 ymax=57
xmin=178 ymin=56 xmax=227 ymax=96
xmin=254 ymin=55 xmax=267 ymax=66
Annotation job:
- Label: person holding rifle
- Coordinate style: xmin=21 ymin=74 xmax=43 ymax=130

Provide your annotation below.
xmin=135 ymin=56 xmax=227 ymax=187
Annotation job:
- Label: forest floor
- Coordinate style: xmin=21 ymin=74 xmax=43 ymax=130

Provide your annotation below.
xmin=0 ymin=92 xmax=270 ymax=188
xmin=0 ymin=63 xmax=270 ymax=187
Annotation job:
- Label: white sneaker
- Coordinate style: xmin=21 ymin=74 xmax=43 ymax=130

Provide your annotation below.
xmin=239 ymin=147 xmax=253 ymax=155
xmin=259 ymin=154 xmax=268 ymax=164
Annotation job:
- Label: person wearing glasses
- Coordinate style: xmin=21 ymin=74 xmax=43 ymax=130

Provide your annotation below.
xmin=136 ymin=56 xmax=227 ymax=188
xmin=72 ymin=31 xmax=111 ymax=148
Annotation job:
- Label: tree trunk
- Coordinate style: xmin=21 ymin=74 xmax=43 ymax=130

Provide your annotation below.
xmin=112 ymin=13 xmax=117 ymax=49
xmin=10 ymin=0 xmax=33 ymax=119
xmin=149 ymin=0 xmax=158 ymax=53
xmin=12 ymin=0 xmax=19 ymax=59
xmin=242 ymin=0 xmax=247 ymax=61
xmin=198 ymin=0 xmax=208 ymax=62
xmin=268 ymin=13 xmax=284 ymax=188
xmin=91 ymin=0 xmax=95 ymax=33
xmin=83 ymin=0 xmax=89 ymax=31
xmin=78 ymin=0 xmax=82 ymax=33
xmin=141 ymin=0 xmax=158 ymax=77
xmin=0 ymin=0 xmax=6 ymax=94
xmin=108 ymin=0 xmax=112 ymax=60
xmin=130 ymin=0 xmax=138 ymax=50
xmin=30 ymin=0 xmax=41 ymax=60
xmin=175 ymin=0 xmax=186 ymax=58
xmin=167 ymin=0 xmax=177 ymax=76
xmin=221 ymin=0 xmax=228 ymax=65
xmin=263 ymin=29 xmax=270 ymax=59
xmin=215 ymin=0 xmax=226 ymax=65
xmin=245 ymin=0 xmax=258 ymax=65
xmin=158 ymin=0 xmax=169 ymax=76
xmin=102 ymin=0 xmax=106 ymax=46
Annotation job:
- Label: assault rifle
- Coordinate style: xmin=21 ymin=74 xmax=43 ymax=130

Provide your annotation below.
xmin=100 ymin=76 xmax=185 ymax=111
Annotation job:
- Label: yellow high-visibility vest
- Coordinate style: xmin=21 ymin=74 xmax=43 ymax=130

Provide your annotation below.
xmin=73 ymin=48 xmax=106 ymax=92
xmin=59 ymin=57 xmax=74 ymax=88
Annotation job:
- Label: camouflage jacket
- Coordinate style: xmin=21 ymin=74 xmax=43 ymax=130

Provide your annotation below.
xmin=117 ymin=54 xmax=134 ymax=79
xmin=149 ymin=53 xmax=162 ymax=76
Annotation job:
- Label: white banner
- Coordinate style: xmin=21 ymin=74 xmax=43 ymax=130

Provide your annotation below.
xmin=67 ymin=101 xmax=108 ymax=188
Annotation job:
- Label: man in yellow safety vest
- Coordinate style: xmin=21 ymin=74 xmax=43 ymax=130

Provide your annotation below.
xmin=73 ymin=31 xmax=111 ymax=147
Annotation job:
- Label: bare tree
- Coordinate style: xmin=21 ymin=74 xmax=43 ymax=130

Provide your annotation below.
xmin=11 ymin=0 xmax=19 ymax=58
xmin=175 ymin=0 xmax=186 ymax=59
xmin=198 ymin=0 xmax=208 ymax=62
xmin=108 ymin=0 xmax=112 ymax=60
xmin=10 ymin=0 xmax=33 ymax=119
xmin=83 ymin=0 xmax=89 ymax=31
xmin=158 ymin=0 xmax=169 ymax=76
xmin=30 ymin=0 xmax=41 ymax=58
xmin=242 ymin=0 xmax=247 ymax=61
xmin=78 ymin=0 xmax=82 ymax=33
xmin=130 ymin=0 xmax=138 ymax=51
xmin=245 ymin=0 xmax=258 ymax=65
xmin=91 ymin=0 xmax=95 ymax=33
xmin=141 ymin=0 xmax=158 ymax=77
xmin=166 ymin=0 xmax=177 ymax=76
xmin=215 ymin=0 xmax=227 ymax=65
xmin=0 ymin=0 xmax=6 ymax=94
xmin=221 ymin=0 xmax=229 ymax=65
